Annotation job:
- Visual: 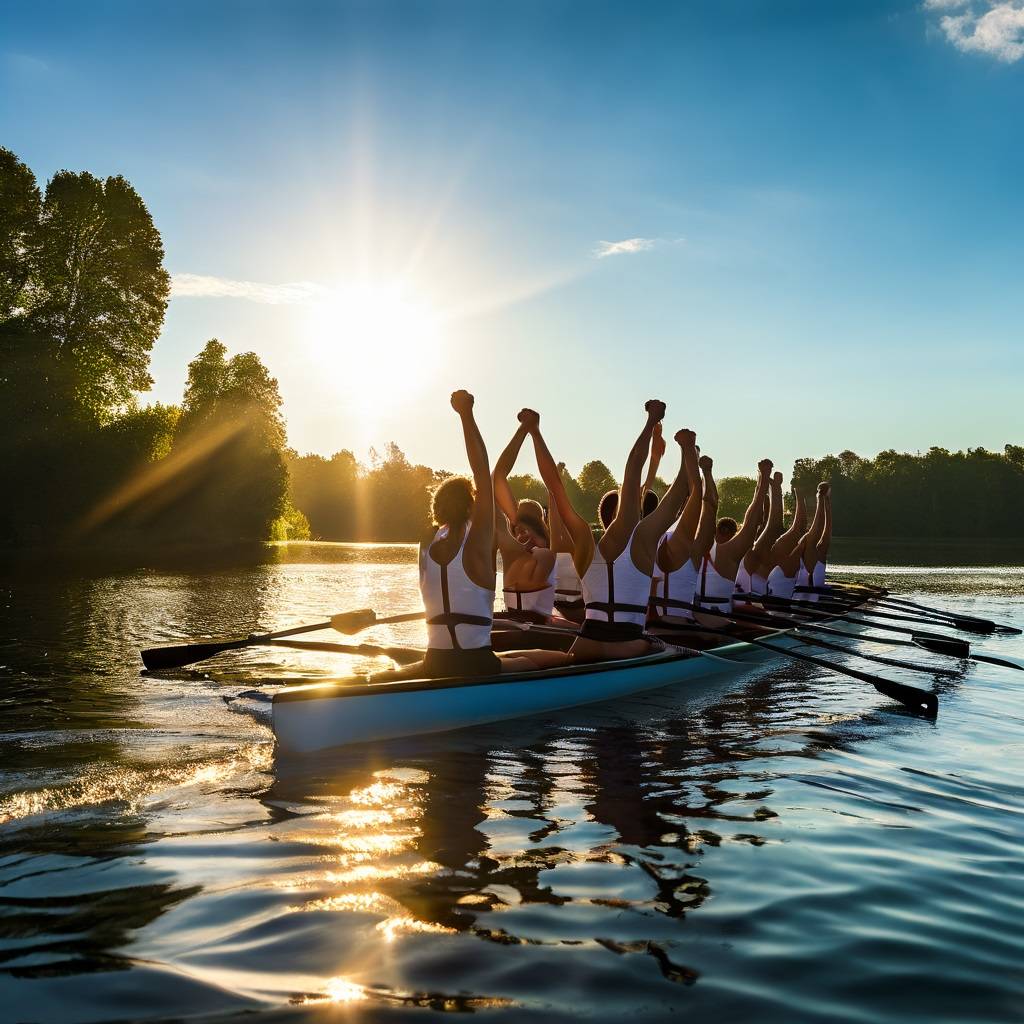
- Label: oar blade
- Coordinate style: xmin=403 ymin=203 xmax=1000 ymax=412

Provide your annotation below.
xmin=872 ymin=678 xmax=938 ymax=718
xmin=141 ymin=638 xmax=244 ymax=671
xmin=330 ymin=609 xmax=379 ymax=634
xmin=912 ymin=634 xmax=970 ymax=658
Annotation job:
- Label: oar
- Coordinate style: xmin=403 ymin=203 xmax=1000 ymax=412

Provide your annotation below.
xmin=752 ymin=593 xmax=997 ymax=636
xmin=140 ymin=608 xmax=426 ymax=671
xmin=264 ymin=639 xmax=424 ymax=665
xmin=717 ymin=601 xmax=1023 ymax=670
xmin=872 ymin=595 xmax=1020 ymax=636
xmin=809 ymin=584 xmax=1020 ymax=636
xmin=731 ymin=593 xmax=978 ymax=650
xmin=698 ymin=606 xmax=964 ymax=676
xmin=660 ymin=623 xmax=938 ymax=716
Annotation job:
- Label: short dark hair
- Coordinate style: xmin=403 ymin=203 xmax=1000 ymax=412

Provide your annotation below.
xmin=598 ymin=489 xmax=619 ymax=529
xmin=432 ymin=476 xmax=474 ymax=527
xmin=716 ymin=516 xmax=738 ymax=539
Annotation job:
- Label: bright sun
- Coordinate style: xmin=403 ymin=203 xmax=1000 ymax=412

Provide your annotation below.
xmin=304 ymin=281 xmax=440 ymax=409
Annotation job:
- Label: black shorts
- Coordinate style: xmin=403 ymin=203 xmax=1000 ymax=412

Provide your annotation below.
xmin=579 ymin=618 xmax=645 ymax=642
xmin=494 ymin=609 xmax=550 ymax=626
xmin=422 ymin=646 xmax=502 ymax=679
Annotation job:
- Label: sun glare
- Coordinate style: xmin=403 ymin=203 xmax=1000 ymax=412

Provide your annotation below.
xmin=304 ymin=282 xmax=440 ymax=411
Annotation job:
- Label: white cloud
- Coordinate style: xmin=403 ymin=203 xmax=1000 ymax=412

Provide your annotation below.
xmin=594 ymin=237 xmax=656 ymax=259
xmin=927 ymin=1 xmax=1024 ymax=62
xmin=170 ymin=273 xmax=325 ymax=304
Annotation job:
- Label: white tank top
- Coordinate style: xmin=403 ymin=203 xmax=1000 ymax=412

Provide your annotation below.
xmin=650 ymin=533 xmax=699 ymax=622
xmin=767 ymin=564 xmax=797 ymax=600
xmin=794 ymin=562 xmax=818 ymax=603
xmin=696 ymin=543 xmax=734 ymax=613
xmin=554 ymin=551 xmax=583 ymax=603
xmin=735 ymin=563 xmax=768 ymax=597
xmin=582 ymin=528 xmax=651 ymax=628
xmin=420 ymin=525 xmax=495 ymax=650
xmin=812 ymin=560 xmax=827 ymax=589
xmin=502 ymin=560 xmax=555 ymax=618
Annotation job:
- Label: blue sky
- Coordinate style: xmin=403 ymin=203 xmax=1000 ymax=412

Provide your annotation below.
xmin=1 ymin=0 xmax=1022 ymax=479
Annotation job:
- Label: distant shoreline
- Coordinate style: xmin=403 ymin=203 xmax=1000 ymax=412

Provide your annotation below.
xmin=3 ymin=536 xmax=1024 ymax=575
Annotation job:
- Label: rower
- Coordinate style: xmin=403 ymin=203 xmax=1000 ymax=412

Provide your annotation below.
xmin=795 ymin=482 xmax=829 ymax=603
xmin=812 ymin=486 xmax=832 ymax=592
xmin=648 ymin=446 xmax=717 ymax=629
xmin=693 ymin=458 xmax=772 ymax=626
xmin=549 ymin=467 xmax=585 ymax=623
xmin=735 ymin=471 xmax=785 ymax=601
xmin=766 ymin=487 xmax=807 ymax=600
xmin=491 ymin=418 xmax=556 ymax=625
xmin=532 ymin=401 xmax=693 ymax=662
xmin=373 ymin=391 xmax=569 ymax=682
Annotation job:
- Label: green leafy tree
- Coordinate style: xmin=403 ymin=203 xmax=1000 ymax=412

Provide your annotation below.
xmin=576 ymin=459 xmax=618 ymax=522
xmin=716 ymin=476 xmax=756 ymax=522
xmin=24 ymin=170 xmax=170 ymax=418
xmin=162 ymin=340 xmax=289 ymax=544
xmin=0 ymin=147 xmax=40 ymax=319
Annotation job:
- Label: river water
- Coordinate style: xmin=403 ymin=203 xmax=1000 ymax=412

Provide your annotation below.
xmin=1 ymin=543 xmax=1022 ymax=1023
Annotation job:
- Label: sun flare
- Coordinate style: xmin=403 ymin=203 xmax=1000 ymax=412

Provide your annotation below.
xmin=304 ymin=282 xmax=440 ymax=411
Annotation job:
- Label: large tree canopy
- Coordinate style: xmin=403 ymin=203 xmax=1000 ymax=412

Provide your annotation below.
xmin=24 ymin=169 xmax=170 ymax=417
xmin=0 ymin=148 xmax=40 ymax=320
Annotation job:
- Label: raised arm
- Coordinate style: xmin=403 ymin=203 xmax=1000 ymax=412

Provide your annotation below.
xmin=602 ymin=400 xmax=665 ymax=556
xmin=722 ymin=459 xmax=772 ymax=557
xmin=692 ymin=454 xmax=719 ymax=563
xmin=638 ymin=429 xmax=693 ymax=548
xmin=800 ymin=482 xmax=828 ymax=570
xmin=450 ymin=390 xmax=494 ymax=570
xmin=771 ymin=487 xmax=806 ymax=562
xmin=815 ymin=490 xmax=833 ymax=562
xmin=547 ymin=467 xmax=573 ymax=554
xmin=750 ymin=470 xmax=785 ymax=560
xmin=641 ymin=422 xmax=666 ymax=508
xmin=523 ymin=410 xmax=595 ymax=573
xmin=659 ymin=432 xmax=703 ymax=570
xmin=493 ymin=422 xmax=530 ymax=525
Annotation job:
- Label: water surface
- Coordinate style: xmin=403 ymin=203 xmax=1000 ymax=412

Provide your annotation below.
xmin=1 ymin=544 xmax=1022 ymax=1022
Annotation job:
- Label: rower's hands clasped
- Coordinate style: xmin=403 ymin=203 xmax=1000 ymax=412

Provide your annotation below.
xmin=517 ymin=408 xmax=540 ymax=432
xmin=675 ymin=428 xmax=697 ymax=449
xmin=758 ymin=458 xmax=774 ymax=476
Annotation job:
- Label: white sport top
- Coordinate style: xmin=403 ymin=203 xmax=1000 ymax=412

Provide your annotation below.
xmin=695 ymin=543 xmax=735 ymax=614
xmin=767 ymin=564 xmax=798 ymax=600
xmin=794 ymin=562 xmax=818 ymax=603
xmin=736 ymin=562 xmax=767 ymax=597
xmin=812 ymin=560 xmax=827 ymax=589
xmin=502 ymin=560 xmax=555 ymax=619
xmin=554 ymin=551 xmax=584 ymax=604
xmin=649 ymin=529 xmax=699 ymax=622
xmin=582 ymin=528 xmax=652 ymax=629
xmin=420 ymin=524 xmax=495 ymax=650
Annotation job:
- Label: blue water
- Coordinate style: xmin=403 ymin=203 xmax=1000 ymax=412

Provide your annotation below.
xmin=1 ymin=546 xmax=1022 ymax=1022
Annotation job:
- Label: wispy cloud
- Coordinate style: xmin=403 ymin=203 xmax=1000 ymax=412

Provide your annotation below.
xmin=3 ymin=52 xmax=51 ymax=75
xmin=170 ymin=273 xmax=325 ymax=305
xmin=926 ymin=1 xmax=1024 ymax=62
xmin=593 ymin=237 xmax=656 ymax=259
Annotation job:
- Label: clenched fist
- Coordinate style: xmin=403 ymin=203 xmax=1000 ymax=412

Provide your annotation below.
xmin=450 ymin=390 xmax=474 ymax=415
xmin=645 ymin=399 xmax=666 ymax=422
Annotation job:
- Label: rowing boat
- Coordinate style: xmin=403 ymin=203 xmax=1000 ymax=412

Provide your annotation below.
xmin=266 ymin=596 xmax=873 ymax=754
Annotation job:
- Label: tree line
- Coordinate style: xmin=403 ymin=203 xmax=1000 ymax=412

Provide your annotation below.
xmin=0 ymin=147 xmax=302 ymax=551
xmin=2 ymin=146 xmax=1021 ymax=553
